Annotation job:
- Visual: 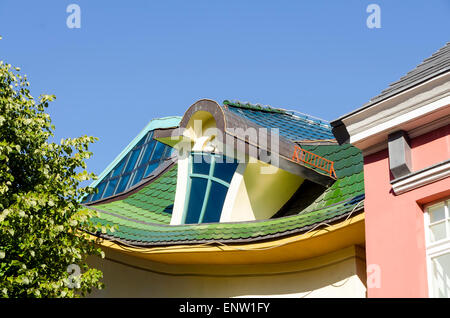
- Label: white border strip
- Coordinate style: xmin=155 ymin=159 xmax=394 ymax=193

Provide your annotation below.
xmin=350 ymin=95 xmax=450 ymax=145
xmin=392 ymin=161 xmax=450 ymax=195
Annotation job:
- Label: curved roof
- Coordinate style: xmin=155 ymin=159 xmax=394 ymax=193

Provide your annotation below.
xmin=156 ymin=99 xmax=337 ymax=186
xmin=83 ymin=116 xmax=181 ymax=204
xmin=223 ymin=100 xmax=334 ymax=142
xmin=85 ymin=101 xmax=364 ymax=246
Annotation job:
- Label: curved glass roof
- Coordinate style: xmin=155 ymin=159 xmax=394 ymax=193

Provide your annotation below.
xmin=83 ymin=116 xmax=181 ymax=203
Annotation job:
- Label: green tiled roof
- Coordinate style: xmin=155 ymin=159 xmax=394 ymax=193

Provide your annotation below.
xmin=299 ymin=144 xmax=364 ymax=212
xmin=93 ymin=196 xmax=362 ymax=245
xmin=90 ymin=165 xmax=177 ymax=226
xmin=87 ymin=143 xmax=364 ymax=246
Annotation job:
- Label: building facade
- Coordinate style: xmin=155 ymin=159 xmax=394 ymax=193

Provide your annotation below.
xmin=331 ymin=42 xmax=450 ymax=297
xmin=84 ymin=100 xmax=366 ymax=298
xmin=83 ymin=42 xmax=449 ymax=298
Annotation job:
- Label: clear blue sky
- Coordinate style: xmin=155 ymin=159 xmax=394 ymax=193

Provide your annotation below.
xmin=1 ymin=1 xmax=449 ymax=177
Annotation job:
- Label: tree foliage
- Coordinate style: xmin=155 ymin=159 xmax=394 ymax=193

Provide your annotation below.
xmin=0 ymin=59 xmax=106 ymax=297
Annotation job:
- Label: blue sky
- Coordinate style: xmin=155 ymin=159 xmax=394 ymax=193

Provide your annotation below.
xmin=0 ymin=1 xmax=449 ymax=177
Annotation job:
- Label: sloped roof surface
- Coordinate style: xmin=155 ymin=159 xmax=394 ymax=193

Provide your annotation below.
xmin=367 ymin=42 xmax=450 ymax=106
xmin=223 ymin=100 xmax=335 ymax=142
xmin=333 ymin=42 xmax=450 ymax=123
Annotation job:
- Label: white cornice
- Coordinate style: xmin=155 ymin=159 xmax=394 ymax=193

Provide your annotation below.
xmin=391 ymin=160 xmax=450 ymax=195
xmin=350 ymin=94 xmax=450 ymax=145
xmin=342 ymin=72 xmax=450 ymax=152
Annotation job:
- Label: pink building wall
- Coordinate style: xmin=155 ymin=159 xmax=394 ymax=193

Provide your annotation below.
xmin=364 ymin=125 xmax=450 ymax=298
xmin=410 ymin=124 xmax=450 ymax=171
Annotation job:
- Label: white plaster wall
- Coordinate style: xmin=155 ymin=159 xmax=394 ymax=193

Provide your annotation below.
xmin=87 ymin=247 xmax=366 ymax=298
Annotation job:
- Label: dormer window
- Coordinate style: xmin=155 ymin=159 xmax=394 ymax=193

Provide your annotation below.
xmin=182 ymin=152 xmax=239 ymax=224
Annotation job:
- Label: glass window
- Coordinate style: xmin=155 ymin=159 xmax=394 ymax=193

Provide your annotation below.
xmin=83 ymin=130 xmax=175 ymax=203
xmin=425 ymin=200 xmax=450 ymax=298
xmin=192 ymin=153 xmax=211 ymax=175
xmin=430 ymin=205 xmax=446 ymax=223
xmin=184 ymin=178 xmax=208 ymax=224
xmin=134 ymin=136 xmax=146 ymax=148
xmin=213 ymin=158 xmax=239 ymax=184
xmin=202 ymin=181 xmax=228 ymax=223
xmin=140 ymin=141 xmax=156 ymax=165
xmin=152 ymin=142 xmax=166 ymax=160
xmin=428 ymin=202 xmax=449 ymax=244
xmin=144 ymin=162 xmax=160 ymax=178
xmin=182 ymin=152 xmax=239 ymax=224
xmin=102 ymin=178 xmax=118 ymax=198
xmin=431 ymin=252 xmax=450 ymax=298
xmin=124 ymin=149 xmax=140 ymax=173
xmin=166 ymin=147 xmax=176 ymax=158
xmin=111 ymin=156 xmax=127 ymax=178
xmin=130 ymin=165 xmax=146 ymax=187
xmin=115 ymin=174 xmax=131 ymax=194
xmin=91 ymin=181 xmax=106 ymax=202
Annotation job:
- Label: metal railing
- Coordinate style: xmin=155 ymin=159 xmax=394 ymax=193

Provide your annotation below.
xmin=292 ymin=145 xmax=337 ymax=179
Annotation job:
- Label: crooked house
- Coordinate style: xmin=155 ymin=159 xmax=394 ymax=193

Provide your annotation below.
xmin=83 ymin=42 xmax=450 ymax=298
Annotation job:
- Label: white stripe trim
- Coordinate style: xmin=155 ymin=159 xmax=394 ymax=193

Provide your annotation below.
xmin=350 ymin=95 xmax=450 ymax=145
xmin=392 ymin=161 xmax=450 ymax=195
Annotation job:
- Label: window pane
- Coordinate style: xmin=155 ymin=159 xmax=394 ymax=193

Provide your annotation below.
xmin=213 ymin=158 xmax=239 ymax=184
xmin=130 ymin=166 xmax=146 ymax=187
xmin=432 ymin=252 xmax=450 ymax=298
xmin=166 ymin=147 xmax=176 ymax=158
xmin=124 ymin=149 xmax=140 ymax=173
xmin=202 ymin=181 xmax=228 ymax=223
xmin=144 ymin=162 xmax=160 ymax=178
xmin=152 ymin=142 xmax=166 ymax=160
xmin=430 ymin=204 xmax=446 ymax=223
xmin=92 ymin=182 xmax=106 ymax=201
xmin=192 ymin=153 xmax=211 ymax=175
xmin=115 ymin=174 xmax=130 ymax=194
xmin=134 ymin=136 xmax=146 ymax=148
xmin=145 ymin=131 xmax=153 ymax=143
xmin=430 ymin=222 xmax=447 ymax=243
xmin=185 ymin=177 xmax=207 ymax=224
xmin=140 ymin=141 xmax=155 ymax=165
xmin=111 ymin=156 xmax=128 ymax=178
xmin=102 ymin=178 xmax=118 ymax=198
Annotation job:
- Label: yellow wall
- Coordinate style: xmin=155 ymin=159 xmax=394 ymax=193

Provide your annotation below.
xmin=228 ymin=160 xmax=304 ymax=221
xmin=87 ymin=245 xmax=366 ymax=298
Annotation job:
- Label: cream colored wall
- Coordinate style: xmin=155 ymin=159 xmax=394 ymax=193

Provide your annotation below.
xmin=170 ymin=155 xmax=189 ymax=225
xmin=87 ymin=246 xmax=366 ymax=298
xmin=226 ymin=160 xmax=304 ymax=222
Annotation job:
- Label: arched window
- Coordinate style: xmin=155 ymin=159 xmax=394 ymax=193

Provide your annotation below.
xmin=182 ymin=152 xmax=239 ymax=224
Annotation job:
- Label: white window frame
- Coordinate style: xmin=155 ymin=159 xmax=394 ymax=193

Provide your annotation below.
xmin=424 ymin=199 xmax=450 ymax=298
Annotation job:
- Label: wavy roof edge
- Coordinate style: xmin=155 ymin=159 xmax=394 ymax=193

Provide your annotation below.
xmin=85 ymin=143 xmax=364 ymax=246
xmin=89 ymin=195 xmax=365 ymax=247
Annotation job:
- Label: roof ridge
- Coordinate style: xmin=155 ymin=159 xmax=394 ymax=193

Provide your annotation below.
xmin=223 ymin=99 xmax=287 ymax=114
xmin=223 ymin=100 xmax=331 ymax=127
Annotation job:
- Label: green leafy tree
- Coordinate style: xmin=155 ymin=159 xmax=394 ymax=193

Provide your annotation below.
xmin=0 ymin=56 xmax=107 ymax=297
